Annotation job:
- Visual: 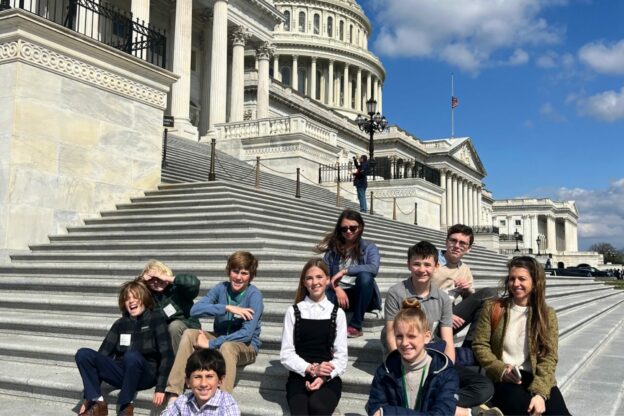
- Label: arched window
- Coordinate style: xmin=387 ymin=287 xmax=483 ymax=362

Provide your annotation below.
xmin=327 ymin=16 xmax=333 ymax=37
xmin=283 ymin=10 xmax=290 ymax=31
xmin=297 ymin=69 xmax=306 ymax=94
xmin=280 ymin=67 xmax=291 ymax=86
xmin=339 ymin=20 xmax=344 ymax=41
xmin=313 ymin=14 xmax=320 ymax=35
xmin=298 ymin=11 xmax=305 ymax=32
xmin=349 ymin=24 xmax=353 ymax=43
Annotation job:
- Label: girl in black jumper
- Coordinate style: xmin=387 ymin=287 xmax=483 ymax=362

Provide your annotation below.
xmin=280 ymin=259 xmax=348 ymax=415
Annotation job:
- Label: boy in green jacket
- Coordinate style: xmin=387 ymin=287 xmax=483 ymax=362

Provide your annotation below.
xmin=138 ymin=260 xmax=201 ymax=353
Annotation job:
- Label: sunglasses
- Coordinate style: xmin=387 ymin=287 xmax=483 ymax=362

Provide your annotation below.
xmin=340 ymin=225 xmax=360 ymax=233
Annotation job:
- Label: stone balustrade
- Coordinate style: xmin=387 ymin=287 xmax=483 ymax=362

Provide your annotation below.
xmin=215 ymin=114 xmax=337 ymax=146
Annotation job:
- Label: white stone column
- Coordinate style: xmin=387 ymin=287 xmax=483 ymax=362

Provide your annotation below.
xmin=273 ymin=55 xmax=281 ymax=81
xmin=476 ymin=186 xmax=482 ymax=225
xmin=451 ymin=175 xmax=458 ymax=224
xmin=546 ymin=216 xmax=556 ymax=253
xmin=327 ymin=60 xmax=334 ymax=106
xmin=199 ymin=15 xmax=213 ymax=137
xmin=440 ymin=169 xmax=447 ymax=228
xmin=366 ymin=72 xmax=372 ymax=101
xmin=131 ymin=0 xmax=149 ymax=58
xmin=466 ymin=183 xmax=473 ymax=225
xmin=458 ymin=179 xmax=465 ymax=224
xmin=565 ymin=221 xmax=578 ymax=252
xmin=256 ymin=43 xmax=272 ymax=119
xmin=310 ymin=57 xmax=317 ymax=100
xmin=378 ymin=82 xmax=383 ymax=113
xmin=208 ymin=0 xmax=228 ymax=131
xmin=446 ymin=173 xmax=453 ymax=227
xmin=472 ymin=185 xmax=478 ymax=225
xmin=292 ymin=55 xmax=298 ymax=91
xmin=531 ymin=215 xmax=539 ymax=253
xmin=170 ymin=0 xmax=197 ymax=140
xmin=373 ymin=77 xmax=379 ymax=101
xmin=355 ymin=68 xmax=362 ymax=112
xmin=522 ymin=215 xmax=530 ymax=249
xmin=228 ymin=27 xmax=247 ymax=123
xmin=343 ymin=64 xmax=350 ymax=109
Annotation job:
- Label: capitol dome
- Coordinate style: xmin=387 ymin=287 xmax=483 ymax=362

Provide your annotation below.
xmin=271 ymin=0 xmax=386 ymax=118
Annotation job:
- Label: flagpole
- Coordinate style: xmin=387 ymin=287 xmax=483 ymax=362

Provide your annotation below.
xmin=451 ymin=73 xmax=455 ymax=138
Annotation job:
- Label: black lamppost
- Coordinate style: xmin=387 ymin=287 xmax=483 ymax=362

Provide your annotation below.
xmin=514 ymin=229 xmax=521 ymax=253
xmin=536 ymin=236 xmax=542 ymax=256
xmin=356 ymin=99 xmax=388 ymax=178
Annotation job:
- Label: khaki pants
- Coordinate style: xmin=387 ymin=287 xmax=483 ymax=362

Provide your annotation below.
xmin=165 ymin=329 xmax=257 ymax=394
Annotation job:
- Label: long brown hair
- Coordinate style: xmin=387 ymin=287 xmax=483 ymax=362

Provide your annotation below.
xmin=503 ymin=256 xmax=551 ymax=357
xmin=294 ymin=258 xmax=330 ymax=303
xmin=314 ymin=209 xmax=365 ymax=260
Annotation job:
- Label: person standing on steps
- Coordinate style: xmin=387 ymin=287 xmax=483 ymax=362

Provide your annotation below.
xmin=316 ymin=208 xmax=381 ymax=338
xmin=353 ymin=155 xmax=370 ymax=213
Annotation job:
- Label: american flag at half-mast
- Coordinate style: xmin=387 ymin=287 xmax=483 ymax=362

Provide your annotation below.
xmin=451 ymin=96 xmax=459 ymax=108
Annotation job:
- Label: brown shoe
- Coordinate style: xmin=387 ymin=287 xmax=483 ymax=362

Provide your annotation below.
xmin=78 ymin=400 xmax=108 ymax=416
xmin=118 ymin=403 xmax=134 ymax=416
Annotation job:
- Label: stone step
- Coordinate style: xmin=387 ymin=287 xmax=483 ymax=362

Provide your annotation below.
xmin=556 ymin=296 xmax=624 ymax=416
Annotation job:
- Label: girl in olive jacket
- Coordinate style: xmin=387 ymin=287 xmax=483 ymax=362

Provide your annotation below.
xmin=472 ymin=256 xmax=570 ymax=416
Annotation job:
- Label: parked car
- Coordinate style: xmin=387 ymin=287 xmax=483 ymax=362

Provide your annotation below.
xmin=575 ymin=265 xmax=612 ymax=278
xmin=544 ymin=267 xmax=592 ymax=277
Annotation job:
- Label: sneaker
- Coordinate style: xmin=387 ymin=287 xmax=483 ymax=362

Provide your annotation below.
xmin=347 ymin=326 xmax=363 ymax=338
xmin=79 ymin=400 xmax=108 ymax=416
xmin=473 ymin=404 xmax=504 ymax=416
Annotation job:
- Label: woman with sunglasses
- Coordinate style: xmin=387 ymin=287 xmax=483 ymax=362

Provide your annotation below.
xmin=315 ymin=209 xmax=381 ymax=338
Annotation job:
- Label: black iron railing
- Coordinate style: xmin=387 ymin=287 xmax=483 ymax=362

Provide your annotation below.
xmin=318 ymin=157 xmax=441 ymax=186
xmin=473 ymin=225 xmax=500 ymax=234
xmin=319 ymin=161 xmax=355 ymax=184
xmin=499 ymin=233 xmax=523 ymax=241
xmin=2 ymin=0 xmax=166 ymax=68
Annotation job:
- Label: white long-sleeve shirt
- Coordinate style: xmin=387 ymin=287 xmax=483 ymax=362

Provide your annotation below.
xmin=280 ymin=296 xmax=348 ymax=379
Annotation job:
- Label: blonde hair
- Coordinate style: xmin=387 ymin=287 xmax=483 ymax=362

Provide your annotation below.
xmin=141 ymin=259 xmax=173 ymax=278
xmin=393 ymin=298 xmax=430 ymax=334
xmin=294 ymin=259 xmax=330 ymax=303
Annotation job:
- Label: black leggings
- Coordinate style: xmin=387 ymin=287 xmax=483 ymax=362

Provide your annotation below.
xmin=286 ymin=372 xmax=342 ymax=415
xmin=492 ymin=370 xmax=570 ymax=415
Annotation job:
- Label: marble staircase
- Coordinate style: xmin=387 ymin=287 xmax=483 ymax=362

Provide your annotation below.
xmin=0 ymin=138 xmax=622 ymax=415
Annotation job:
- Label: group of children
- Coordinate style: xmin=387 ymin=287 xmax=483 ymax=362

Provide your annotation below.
xmin=75 ymin=210 xmax=570 ymax=416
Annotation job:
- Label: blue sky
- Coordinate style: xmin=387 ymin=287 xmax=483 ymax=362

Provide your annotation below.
xmin=360 ymin=0 xmax=624 ymax=250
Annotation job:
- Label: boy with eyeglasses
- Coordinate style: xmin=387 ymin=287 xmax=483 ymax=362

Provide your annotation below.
xmin=433 ymin=224 xmax=497 ymax=348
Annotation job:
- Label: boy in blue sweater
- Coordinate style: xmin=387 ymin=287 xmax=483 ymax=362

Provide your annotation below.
xmin=165 ymin=251 xmax=263 ymax=401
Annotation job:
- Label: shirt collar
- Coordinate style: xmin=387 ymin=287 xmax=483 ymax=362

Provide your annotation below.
xmin=439 ymin=249 xmax=462 ymax=267
xmin=303 ymin=295 xmax=331 ymax=310
xmin=189 ymin=390 xmax=223 ymax=411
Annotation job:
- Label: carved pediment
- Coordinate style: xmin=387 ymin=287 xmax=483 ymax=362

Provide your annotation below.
xmin=449 ymin=139 xmax=486 ymax=175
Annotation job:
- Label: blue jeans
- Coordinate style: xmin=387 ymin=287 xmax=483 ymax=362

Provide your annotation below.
xmin=75 ymin=348 xmax=156 ymax=407
xmin=326 ymin=271 xmax=375 ymax=330
xmin=356 ymin=186 xmax=367 ymax=212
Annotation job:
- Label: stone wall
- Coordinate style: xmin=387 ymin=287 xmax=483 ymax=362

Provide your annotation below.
xmin=0 ymin=10 xmax=175 ymax=262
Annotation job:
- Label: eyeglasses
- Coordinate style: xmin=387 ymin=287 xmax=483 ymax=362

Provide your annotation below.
xmin=447 ymin=238 xmax=470 ymax=249
xmin=340 ymin=225 xmax=360 ymax=233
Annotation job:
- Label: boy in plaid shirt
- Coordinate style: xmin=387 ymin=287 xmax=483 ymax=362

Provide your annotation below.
xmin=75 ymin=281 xmax=174 ymax=416
xmin=161 ymin=349 xmax=240 ymax=416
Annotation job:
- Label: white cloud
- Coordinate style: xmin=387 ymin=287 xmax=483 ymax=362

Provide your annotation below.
xmin=370 ymin=0 xmax=564 ymax=72
xmin=536 ymin=50 xmax=575 ymax=69
xmin=579 ymin=40 xmax=624 ymax=75
xmin=539 ymin=102 xmax=567 ymax=122
xmin=576 ymin=87 xmax=624 ymax=122
xmin=554 ymin=180 xmax=624 ymax=249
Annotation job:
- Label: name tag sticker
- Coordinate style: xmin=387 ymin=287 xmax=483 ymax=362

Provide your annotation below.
xmin=163 ymin=304 xmax=176 ymax=317
xmin=120 ymin=334 xmax=131 ymax=346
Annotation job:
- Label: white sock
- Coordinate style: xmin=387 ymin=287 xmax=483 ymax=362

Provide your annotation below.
xmin=96 ymin=396 xmax=104 ymax=402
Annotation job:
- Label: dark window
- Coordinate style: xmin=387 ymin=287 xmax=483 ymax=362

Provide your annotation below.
xmin=298 ymin=11 xmax=305 ymax=32
xmin=313 ymin=14 xmax=320 ymax=34
xmin=283 ymin=10 xmax=290 ymax=31
xmin=327 ymin=17 xmax=333 ymax=37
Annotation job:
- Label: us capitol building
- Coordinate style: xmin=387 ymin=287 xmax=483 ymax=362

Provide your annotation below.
xmin=0 ymin=0 xmax=590 ymax=263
